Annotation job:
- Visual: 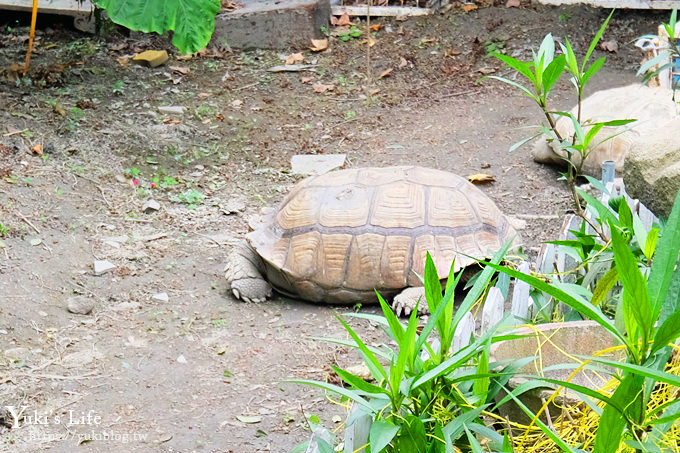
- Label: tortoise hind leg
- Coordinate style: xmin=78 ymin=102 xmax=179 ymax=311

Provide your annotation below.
xmin=224 ymin=242 xmax=273 ymax=303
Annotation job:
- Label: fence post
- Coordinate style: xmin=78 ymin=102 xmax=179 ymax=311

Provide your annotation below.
xmin=511 ymin=262 xmax=531 ymax=323
xmin=481 ymin=287 xmax=504 ymax=334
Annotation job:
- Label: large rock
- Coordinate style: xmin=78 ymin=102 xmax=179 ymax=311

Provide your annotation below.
xmin=533 ymin=84 xmax=679 ymax=177
xmin=623 ymin=135 xmax=680 ymax=218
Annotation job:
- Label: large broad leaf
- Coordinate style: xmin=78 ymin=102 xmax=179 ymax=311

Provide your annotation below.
xmin=94 ymin=0 xmax=221 ymax=54
xmin=369 ymin=420 xmax=400 ymax=452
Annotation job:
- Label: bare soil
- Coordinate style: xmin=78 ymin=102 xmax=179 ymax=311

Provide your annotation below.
xmin=0 ymin=3 xmax=667 ymax=452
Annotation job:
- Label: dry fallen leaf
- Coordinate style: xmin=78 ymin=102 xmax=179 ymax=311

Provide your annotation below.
xmin=231 ymin=99 xmax=243 ymax=109
xmin=477 ymin=67 xmax=496 ymax=75
xmin=310 ymin=39 xmax=328 ymax=52
xmin=467 ymin=173 xmax=496 ymax=184
xmin=312 ymin=82 xmax=335 ymax=93
xmin=116 ymin=56 xmax=130 ymax=67
xmin=331 ymin=12 xmax=352 ymax=26
xmin=285 ymin=52 xmax=304 ymax=65
xmin=300 ymin=76 xmax=314 ymax=84
xmin=362 ymin=37 xmax=377 ymax=47
xmin=506 ymin=0 xmax=520 ymax=7
xmin=163 ymin=119 xmax=181 ymax=124
xmin=445 ymin=48 xmax=461 ymax=57
xmin=378 ymin=68 xmax=393 ymax=79
xmin=31 ymin=143 xmax=43 ymax=155
xmin=600 ymin=39 xmax=618 ymax=53
xmin=370 ymin=24 xmax=382 ymax=32
xmin=461 ymin=3 xmax=478 ymax=12
xmin=398 ymin=57 xmax=408 ymax=69
xmin=169 ymin=65 xmax=190 ymax=75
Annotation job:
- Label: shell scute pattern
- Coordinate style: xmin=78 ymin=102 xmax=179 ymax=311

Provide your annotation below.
xmin=252 ymin=166 xmax=517 ymax=303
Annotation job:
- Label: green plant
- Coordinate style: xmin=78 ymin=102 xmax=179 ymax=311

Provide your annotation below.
xmin=482 ymin=188 xmax=680 ymax=453
xmin=484 ymin=37 xmax=506 ymax=56
xmin=0 ymin=223 xmax=7 ymax=237
xmin=338 ymin=26 xmax=363 ymax=42
xmin=488 ymin=10 xmax=635 ymax=243
xmin=112 ymin=80 xmax=125 ymax=95
xmin=289 ymin=243 xmax=524 ymax=452
xmin=174 ymin=189 xmax=204 ymax=209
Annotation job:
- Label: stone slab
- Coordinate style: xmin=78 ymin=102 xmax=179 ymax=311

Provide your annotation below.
xmin=212 ymin=0 xmax=330 ymax=50
xmin=0 ymin=0 xmax=95 ymax=32
xmin=291 ymin=153 xmax=346 ymax=175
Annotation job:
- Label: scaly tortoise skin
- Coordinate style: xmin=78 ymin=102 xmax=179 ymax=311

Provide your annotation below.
xmin=224 ymin=166 xmax=520 ymax=315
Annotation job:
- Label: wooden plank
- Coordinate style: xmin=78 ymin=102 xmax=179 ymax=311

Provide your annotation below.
xmin=452 ymin=312 xmax=474 ymax=353
xmin=344 ymin=407 xmax=371 ymax=453
xmin=331 ymin=5 xmax=433 ymax=16
xmin=0 ymin=0 xmax=93 ymax=14
xmin=481 ymin=287 xmax=504 ymax=334
xmin=0 ymin=0 xmax=95 ymax=32
xmin=537 ymin=0 xmax=680 ymax=8
xmin=511 ymin=262 xmax=531 ymax=323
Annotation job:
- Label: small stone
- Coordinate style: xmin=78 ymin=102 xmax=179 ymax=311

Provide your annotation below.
xmin=152 ymin=292 xmax=169 ymax=302
xmin=177 ymin=355 xmax=187 ymax=364
xmin=158 ymin=106 xmax=186 ymax=115
xmin=94 ymin=260 xmax=116 ymax=276
xmin=221 ymin=199 xmax=246 ymax=215
xmin=0 ymin=330 xmax=7 ymax=335
xmin=290 ymin=154 xmax=346 ymax=176
xmin=29 ymin=238 xmax=42 ymax=246
xmin=142 ymin=199 xmax=161 ymax=214
xmin=132 ymin=50 xmax=169 ymax=67
xmin=67 ymin=297 xmax=94 ymax=315
xmin=4 ymin=347 xmax=29 ymax=360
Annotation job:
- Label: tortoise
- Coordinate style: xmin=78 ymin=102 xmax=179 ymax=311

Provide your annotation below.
xmin=532 ymin=84 xmax=679 ymax=176
xmin=224 ymin=166 xmax=521 ymax=315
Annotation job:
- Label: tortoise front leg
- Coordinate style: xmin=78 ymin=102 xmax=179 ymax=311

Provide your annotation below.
xmin=224 ymin=241 xmax=272 ymax=303
xmin=391 ymin=287 xmax=429 ymax=317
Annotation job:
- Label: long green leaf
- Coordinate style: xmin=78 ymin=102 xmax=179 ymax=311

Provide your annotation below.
xmin=93 ymin=0 xmax=221 ymax=54
xmin=478 ymin=261 xmax=629 ymax=347
xmin=390 ymin=308 xmax=419 ymax=397
xmin=648 ymin=188 xmax=680 ymax=320
xmin=585 ymin=356 xmax=680 ymax=386
xmin=501 ymin=384 xmax=575 ymax=452
xmin=577 ymin=188 xmax=619 ymax=226
xmin=376 ymin=291 xmax=405 ymax=345
xmin=611 ymin=225 xmax=652 ymax=352
xmin=336 ymin=315 xmax=388 ymax=382
xmin=331 ymin=365 xmax=389 ymax=396
xmin=650 ymin=310 xmax=680 ymax=356
xmin=592 ymin=267 xmax=619 ymax=308
xmin=582 ymin=9 xmax=614 ymax=73
xmin=486 ymin=76 xmax=540 ymax=103
xmin=594 ymin=373 xmax=640 ymax=453
xmin=542 ymin=54 xmax=566 ymax=95
xmin=285 ymin=379 xmax=373 ymax=410
xmin=492 ymin=53 xmax=536 ymax=83
xmin=582 ymin=56 xmax=606 ymax=86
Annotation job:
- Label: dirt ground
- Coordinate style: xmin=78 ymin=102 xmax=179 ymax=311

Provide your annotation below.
xmin=0 ymin=2 xmax=668 ymax=452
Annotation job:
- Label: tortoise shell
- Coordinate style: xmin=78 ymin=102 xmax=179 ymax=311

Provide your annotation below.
xmin=247 ymin=166 xmax=519 ymax=304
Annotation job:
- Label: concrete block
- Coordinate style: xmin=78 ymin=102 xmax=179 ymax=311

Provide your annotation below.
xmin=212 ymin=0 xmax=330 ymax=50
xmin=0 ymin=0 xmax=95 ymax=32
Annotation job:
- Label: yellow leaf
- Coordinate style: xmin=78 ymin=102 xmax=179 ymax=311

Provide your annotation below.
xmin=285 ymin=52 xmax=304 ymax=65
xmin=310 ymin=39 xmax=328 ymax=52
xmin=378 ymin=68 xmax=393 ymax=79
xmin=467 ymin=173 xmax=496 ymax=184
